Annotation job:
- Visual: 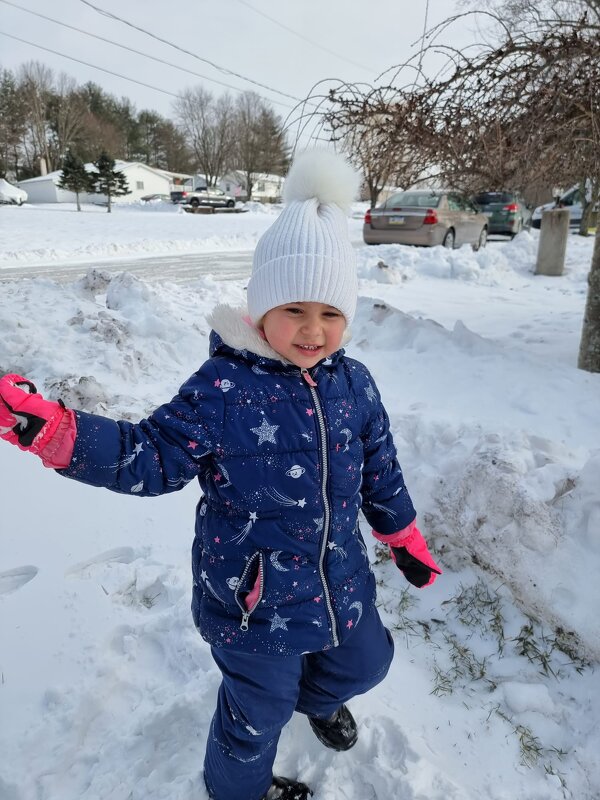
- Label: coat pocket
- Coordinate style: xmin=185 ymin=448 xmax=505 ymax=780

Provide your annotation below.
xmin=233 ymin=551 xmax=265 ymax=631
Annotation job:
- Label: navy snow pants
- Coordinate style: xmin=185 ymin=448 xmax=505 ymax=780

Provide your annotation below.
xmin=203 ymin=603 xmax=394 ymax=800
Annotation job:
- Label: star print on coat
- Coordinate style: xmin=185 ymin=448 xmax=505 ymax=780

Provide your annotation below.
xmin=270 ymin=611 xmax=291 ymax=632
xmin=230 ymin=511 xmax=259 ymax=545
xmin=250 ymin=418 xmax=279 ymax=445
xmin=108 ymin=440 xmax=144 ymax=470
xmin=216 ymin=462 xmax=232 ymax=487
xmin=265 ymin=488 xmax=306 ymax=508
xmin=200 ymin=569 xmax=226 ymax=604
xmin=365 ymin=383 xmax=377 ymax=403
xmin=327 ymin=540 xmax=348 ymax=559
xmin=367 ymin=502 xmax=401 ymax=522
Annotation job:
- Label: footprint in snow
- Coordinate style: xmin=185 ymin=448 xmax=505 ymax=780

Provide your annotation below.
xmin=0 ymin=565 xmax=39 ymax=595
xmin=65 ymin=546 xmax=139 ymax=576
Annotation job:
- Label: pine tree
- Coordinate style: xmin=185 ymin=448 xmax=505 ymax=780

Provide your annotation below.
xmin=93 ymin=151 xmax=130 ymax=213
xmin=57 ymin=150 xmax=95 ymax=211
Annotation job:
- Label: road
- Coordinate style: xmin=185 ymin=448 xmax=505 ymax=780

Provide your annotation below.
xmin=0 ymin=250 xmax=253 ymax=285
xmin=0 ymin=238 xmax=509 ymax=287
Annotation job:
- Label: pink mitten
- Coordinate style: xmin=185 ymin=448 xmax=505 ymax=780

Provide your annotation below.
xmin=373 ymin=521 xmax=441 ymax=588
xmin=0 ymin=374 xmax=76 ymax=468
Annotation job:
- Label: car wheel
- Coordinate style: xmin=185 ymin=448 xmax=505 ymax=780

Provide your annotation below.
xmin=442 ymin=229 xmax=455 ymax=249
xmin=190 ymin=198 xmax=200 ymax=208
xmin=474 ymin=227 xmax=488 ymax=251
xmin=226 ymin=199 xmax=235 ymax=208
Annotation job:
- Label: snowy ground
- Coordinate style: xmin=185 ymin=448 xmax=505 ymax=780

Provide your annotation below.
xmin=0 ymin=201 xmax=599 ymax=800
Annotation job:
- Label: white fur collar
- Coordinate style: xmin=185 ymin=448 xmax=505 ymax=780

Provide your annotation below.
xmin=207 ymin=305 xmax=286 ymax=360
xmin=206 ymin=305 xmax=351 ymax=363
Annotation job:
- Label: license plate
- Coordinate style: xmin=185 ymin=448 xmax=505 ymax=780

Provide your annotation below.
xmin=389 ymin=216 xmax=405 ymax=225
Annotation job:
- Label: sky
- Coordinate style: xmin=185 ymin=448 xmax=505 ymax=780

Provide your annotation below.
xmin=1 ymin=201 xmax=599 ymax=799
xmin=0 ymin=0 xmax=478 ymax=139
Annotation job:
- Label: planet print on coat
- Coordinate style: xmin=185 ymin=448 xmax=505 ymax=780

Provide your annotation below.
xmin=286 ymin=465 xmax=305 ymax=478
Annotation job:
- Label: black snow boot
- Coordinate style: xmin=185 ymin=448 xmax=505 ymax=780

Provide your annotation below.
xmin=308 ymin=704 xmax=358 ymax=751
xmin=263 ymin=776 xmax=313 ymax=800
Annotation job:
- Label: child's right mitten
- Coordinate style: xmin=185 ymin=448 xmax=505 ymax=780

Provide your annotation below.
xmin=0 ymin=374 xmax=76 ymax=468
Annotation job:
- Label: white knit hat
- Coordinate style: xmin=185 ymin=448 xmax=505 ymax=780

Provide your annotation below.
xmin=247 ymin=149 xmax=360 ymax=325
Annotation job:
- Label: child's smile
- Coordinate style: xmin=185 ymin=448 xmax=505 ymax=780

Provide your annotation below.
xmin=261 ymin=302 xmax=347 ymax=368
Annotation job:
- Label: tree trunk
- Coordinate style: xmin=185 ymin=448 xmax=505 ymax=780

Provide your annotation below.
xmin=368 ymin=180 xmax=380 ymax=208
xmin=578 ymin=228 xmax=600 ymax=372
xmin=578 ymin=179 xmax=596 ymax=236
xmin=579 ymin=200 xmax=593 ymax=236
xmin=75 ymin=190 xmax=81 ymax=212
xmin=107 ymin=192 xmax=112 ymax=213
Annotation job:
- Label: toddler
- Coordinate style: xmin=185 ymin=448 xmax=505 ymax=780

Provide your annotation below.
xmin=0 ymin=149 xmax=441 ymax=800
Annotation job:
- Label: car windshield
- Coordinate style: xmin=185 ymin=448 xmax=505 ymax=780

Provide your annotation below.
xmin=474 ymin=192 xmax=514 ymax=205
xmin=386 ymin=192 xmax=440 ymax=208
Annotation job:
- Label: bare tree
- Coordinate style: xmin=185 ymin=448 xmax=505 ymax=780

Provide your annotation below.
xmin=325 ymin=87 xmax=435 ymax=206
xmin=47 ymin=73 xmax=88 ymax=165
xmin=312 ymin=9 xmax=600 ymax=370
xmin=233 ymin=91 xmax=288 ymax=199
xmin=397 ymin=13 xmax=600 ymax=230
xmin=18 ymin=61 xmax=55 ymax=173
xmin=173 ymin=87 xmax=236 ymax=186
xmin=458 ymin=0 xmax=600 ymax=25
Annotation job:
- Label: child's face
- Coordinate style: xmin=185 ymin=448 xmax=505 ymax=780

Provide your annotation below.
xmin=261 ymin=302 xmax=346 ymax=368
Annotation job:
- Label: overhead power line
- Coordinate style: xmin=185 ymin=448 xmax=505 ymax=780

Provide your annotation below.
xmin=417 ymin=0 xmax=431 ymax=74
xmin=79 ymin=0 xmax=306 ymax=105
xmin=234 ymin=0 xmax=372 ymax=74
xmin=0 ymin=0 xmax=296 ymax=109
xmin=0 ymin=30 xmax=180 ymax=98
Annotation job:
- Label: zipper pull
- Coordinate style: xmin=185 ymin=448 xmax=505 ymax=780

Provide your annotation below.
xmin=240 ymin=611 xmax=250 ymax=631
xmin=301 ymin=368 xmax=317 ymax=387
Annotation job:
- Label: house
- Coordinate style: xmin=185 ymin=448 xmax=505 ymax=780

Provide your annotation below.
xmin=250 ymin=173 xmax=284 ymax=203
xmin=166 ymin=172 xmax=207 ymax=191
xmin=17 ymin=162 xmax=175 ymax=205
xmin=219 ymin=171 xmax=284 ymax=203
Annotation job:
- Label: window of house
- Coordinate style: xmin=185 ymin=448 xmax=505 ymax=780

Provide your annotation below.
xmin=136 ymin=181 xmax=144 ymax=190
xmin=257 ymin=182 xmax=265 ymax=192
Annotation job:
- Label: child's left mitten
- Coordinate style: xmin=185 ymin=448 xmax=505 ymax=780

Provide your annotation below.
xmin=373 ymin=521 xmax=442 ymax=588
xmin=0 ymin=374 xmax=76 ymax=468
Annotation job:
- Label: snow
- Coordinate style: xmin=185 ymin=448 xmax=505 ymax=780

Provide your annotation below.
xmin=0 ymin=202 xmax=280 ymax=266
xmin=1 ymin=201 xmax=599 ymax=800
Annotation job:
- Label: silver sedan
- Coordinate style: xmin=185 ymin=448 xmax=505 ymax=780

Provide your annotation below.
xmin=363 ymin=190 xmax=488 ymax=250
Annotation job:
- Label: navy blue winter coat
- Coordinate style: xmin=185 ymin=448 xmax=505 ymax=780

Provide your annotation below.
xmin=59 ymin=306 xmax=416 ymax=656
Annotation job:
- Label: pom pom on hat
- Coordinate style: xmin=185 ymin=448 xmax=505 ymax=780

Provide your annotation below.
xmin=247 ymin=149 xmax=359 ymax=326
xmin=283 ymin=149 xmax=360 ymax=212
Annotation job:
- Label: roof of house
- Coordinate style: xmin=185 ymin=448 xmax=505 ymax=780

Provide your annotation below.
xmin=18 ymin=160 xmax=173 ymax=185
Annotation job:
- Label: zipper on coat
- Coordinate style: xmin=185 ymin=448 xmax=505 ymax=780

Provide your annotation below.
xmin=301 ymin=367 xmax=339 ymax=647
xmin=234 ymin=551 xmax=265 ymax=631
